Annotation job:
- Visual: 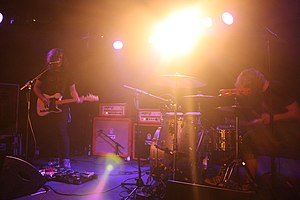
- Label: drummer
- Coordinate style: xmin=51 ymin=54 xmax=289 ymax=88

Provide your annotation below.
xmin=234 ymin=68 xmax=300 ymax=189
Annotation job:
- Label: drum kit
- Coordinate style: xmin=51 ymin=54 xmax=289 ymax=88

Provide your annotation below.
xmin=124 ymin=73 xmax=253 ymax=186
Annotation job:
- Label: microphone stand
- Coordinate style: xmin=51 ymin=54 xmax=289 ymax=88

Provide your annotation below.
xmin=20 ymin=65 xmax=49 ymax=160
xmin=264 ymin=26 xmax=278 ymax=198
xmin=122 ymin=92 xmax=148 ymax=200
xmin=97 ymin=130 xmax=124 ymax=156
xmin=121 ymin=85 xmax=170 ymax=199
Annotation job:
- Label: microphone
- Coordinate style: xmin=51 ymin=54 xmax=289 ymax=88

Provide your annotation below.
xmin=49 ymin=60 xmax=60 ymax=64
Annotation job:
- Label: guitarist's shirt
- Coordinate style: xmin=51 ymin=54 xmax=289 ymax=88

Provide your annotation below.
xmin=38 ymin=69 xmax=75 ymax=99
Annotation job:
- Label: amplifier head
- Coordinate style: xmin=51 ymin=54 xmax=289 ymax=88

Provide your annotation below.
xmin=138 ymin=109 xmax=162 ymax=124
xmin=99 ymin=103 xmax=129 ymax=117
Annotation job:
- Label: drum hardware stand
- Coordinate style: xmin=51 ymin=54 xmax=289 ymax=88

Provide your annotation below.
xmin=170 ymin=101 xmax=179 ymax=180
xmin=265 ymin=26 xmax=279 ymax=197
xmin=196 ymin=130 xmax=209 ymax=183
xmin=122 ymin=84 xmax=172 ymax=183
xmin=219 ymin=99 xmax=255 ymax=188
xmin=20 ymin=66 xmax=50 ymax=160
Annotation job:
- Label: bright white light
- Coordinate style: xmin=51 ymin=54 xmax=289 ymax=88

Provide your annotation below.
xmin=0 ymin=13 xmax=3 ymax=24
xmin=149 ymin=7 xmax=203 ymax=58
xmin=222 ymin=12 xmax=234 ymax=25
xmin=113 ymin=40 xmax=123 ymax=50
xmin=202 ymin=17 xmax=213 ymax=28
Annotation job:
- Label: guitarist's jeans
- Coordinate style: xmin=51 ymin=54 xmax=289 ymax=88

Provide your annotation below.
xmin=39 ymin=105 xmax=71 ymax=159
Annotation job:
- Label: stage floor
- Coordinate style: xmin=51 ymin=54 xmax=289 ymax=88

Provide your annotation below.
xmin=15 ymin=155 xmax=153 ymax=200
xmin=12 ymin=155 xmax=300 ymax=200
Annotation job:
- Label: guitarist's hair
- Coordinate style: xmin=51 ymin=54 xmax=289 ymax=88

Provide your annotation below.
xmin=46 ymin=48 xmax=69 ymax=69
xmin=47 ymin=48 xmax=63 ymax=62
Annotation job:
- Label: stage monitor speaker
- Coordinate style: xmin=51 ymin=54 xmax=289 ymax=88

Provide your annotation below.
xmin=132 ymin=123 xmax=160 ymax=160
xmin=166 ymin=180 xmax=255 ymax=200
xmin=0 ymin=156 xmax=46 ymax=199
xmin=93 ymin=117 xmax=132 ymax=158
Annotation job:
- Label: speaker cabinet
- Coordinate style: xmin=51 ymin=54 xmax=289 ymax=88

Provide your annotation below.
xmin=0 ymin=156 xmax=46 ymax=199
xmin=93 ymin=117 xmax=132 ymax=158
xmin=0 ymin=83 xmax=19 ymax=135
xmin=132 ymin=123 xmax=160 ymax=160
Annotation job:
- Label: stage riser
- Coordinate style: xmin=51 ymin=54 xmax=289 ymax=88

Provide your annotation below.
xmin=257 ymin=156 xmax=300 ymax=183
xmin=166 ymin=180 xmax=255 ymax=200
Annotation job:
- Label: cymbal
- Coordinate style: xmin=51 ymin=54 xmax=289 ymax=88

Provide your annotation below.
xmin=184 ymin=93 xmax=215 ymax=98
xmin=156 ymin=74 xmax=206 ymax=88
xmin=216 ymin=105 xmax=252 ymax=113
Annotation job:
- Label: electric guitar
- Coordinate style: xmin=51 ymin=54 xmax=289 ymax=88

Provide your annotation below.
xmin=37 ymin=93 xmax=99 ymax=116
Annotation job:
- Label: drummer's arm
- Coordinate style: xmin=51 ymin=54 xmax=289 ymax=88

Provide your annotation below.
xmin=252 ymin=101 xmax=300 ymax=125
xmin=273 ymin=101 xmax=300 ymax=121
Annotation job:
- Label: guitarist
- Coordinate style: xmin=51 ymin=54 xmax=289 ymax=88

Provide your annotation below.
xmin=33 ymin=48 xmax=82 ymax=168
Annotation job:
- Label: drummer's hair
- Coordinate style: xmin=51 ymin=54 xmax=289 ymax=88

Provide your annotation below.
xmin=234 ymin=67 xmax=266 ymax=92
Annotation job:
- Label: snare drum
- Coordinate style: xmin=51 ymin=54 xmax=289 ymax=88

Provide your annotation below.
xmin=183 ymin=112 xmax=201 ymax=125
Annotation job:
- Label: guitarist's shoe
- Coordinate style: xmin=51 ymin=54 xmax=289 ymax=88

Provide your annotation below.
xmin=48 ymin=158 xmax=60 ymax=167
xmin=62 ymin=159 xmax=71 ymax=169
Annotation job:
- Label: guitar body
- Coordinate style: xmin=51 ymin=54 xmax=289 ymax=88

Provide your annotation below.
xmin=37 ymin=93 xmax=63 ymax=117
xmin=37 ymin=93 xmax=99 ymax=117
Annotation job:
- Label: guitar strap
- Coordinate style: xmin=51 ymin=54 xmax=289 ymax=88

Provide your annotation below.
xmin=67 ymin=107 xmax=71 ymax=124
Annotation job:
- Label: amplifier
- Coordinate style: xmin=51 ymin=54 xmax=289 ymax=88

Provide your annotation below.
xmin=132 ymin=123 xmax=160 ymax=160
xmin=0 ymin=83 xmax=19 ymax=135
xmin=0 ymin=135 xmax=20 ymax=156
xmin=138 ymin=109 xmax=162 ymax=124
xmin=99 ymin=103 xmax=128 ymax=117
xmin=92 ymin=117 xmax=132 ymax=158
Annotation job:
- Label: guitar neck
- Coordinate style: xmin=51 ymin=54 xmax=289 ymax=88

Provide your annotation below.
xmin=55 ymin=99 xmax=77 ymax=105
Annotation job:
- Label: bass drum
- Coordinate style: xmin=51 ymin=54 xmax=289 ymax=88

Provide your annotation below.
xmin=150 ymin=121 xmax=203 ymax=183
xmin=149 ymin=127 xmax=173 ymax=177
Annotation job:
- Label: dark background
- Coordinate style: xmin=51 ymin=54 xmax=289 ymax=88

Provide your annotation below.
xmin=0 ymin=0 xmax=300 ymax=157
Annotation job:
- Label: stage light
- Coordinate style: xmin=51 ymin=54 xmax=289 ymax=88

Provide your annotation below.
xmin=149 ymin=7 xmax=203 ymax=58
xmin=113 ymin=40 xmax=123 ymax=50
xmin=222 ymin=12 xmax=234 ymax=25
xmin=0 ymin=13 xmax=3 ymax=24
